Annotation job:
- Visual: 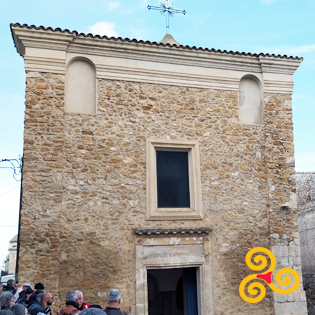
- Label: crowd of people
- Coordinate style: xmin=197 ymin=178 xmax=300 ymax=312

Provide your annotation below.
xmin=0 ymin=281 xmax=128 ymax=315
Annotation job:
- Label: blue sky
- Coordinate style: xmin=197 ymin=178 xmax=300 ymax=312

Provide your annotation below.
xmin=0 ymin=0 xmax=315 ymax=269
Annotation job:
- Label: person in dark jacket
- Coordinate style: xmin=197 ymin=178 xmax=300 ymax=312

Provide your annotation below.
xmin=80 ymin=308 xmax=106 ymax=315
xmin=104 ymin=290 xmax=128 ymax=315
xmin=27 ymin=284 xmax=45 ymax=309
xmin=0 ymin=310 xmax=14 ymax=315
xmin=16 ymin=284 xmax=33 ymax=307
xmin=28 ymin=293 xmax=53 ymax=315
xmin=6 ymin=281 xmax=15 ymax=296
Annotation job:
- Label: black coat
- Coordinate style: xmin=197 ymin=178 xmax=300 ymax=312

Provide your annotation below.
xmin=104 ymin=307 xmax=128 ymax=315
xmin=29 ymin=301 xmax=46 ymax=315
xmin=16 ymin=291 xmax=27 ymax=306
xmin=28 ymin=290 xmax=45 ymax=308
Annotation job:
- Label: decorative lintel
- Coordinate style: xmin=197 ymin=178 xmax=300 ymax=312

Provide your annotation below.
xmin=134 ymin=227 xmax=212 ymax=235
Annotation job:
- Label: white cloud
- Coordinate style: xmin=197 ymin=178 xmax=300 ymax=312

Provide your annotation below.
xmin=107 ymin=1 xmax=120 ymax=11
xmin=88 ymin=21 xmax=118 ymax=37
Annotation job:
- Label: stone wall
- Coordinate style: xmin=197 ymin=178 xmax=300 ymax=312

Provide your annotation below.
xmin=296 ymin=172 xmax=315 ymax=314
xmin=18 ymin=71 xmax=306 ymax=314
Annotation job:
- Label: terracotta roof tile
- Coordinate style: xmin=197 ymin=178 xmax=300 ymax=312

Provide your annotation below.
xmin=10 ymin=23 xmax=303 ymax=60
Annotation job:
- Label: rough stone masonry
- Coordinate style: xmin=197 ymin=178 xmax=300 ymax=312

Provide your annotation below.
xmin=296 ymin=172 xmax=315 ymax=315
xmin=11 ymin=23 xmax=307 ymax=315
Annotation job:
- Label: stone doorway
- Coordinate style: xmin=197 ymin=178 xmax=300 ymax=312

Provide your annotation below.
xmin=147 ymin=267 xmax=199 ymax=315
xmin=134 ymin=227 xmax=213 ymax=315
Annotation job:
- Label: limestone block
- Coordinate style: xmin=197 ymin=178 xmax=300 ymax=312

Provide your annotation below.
xmin=136 ymin=304 xmax=145 ymax=315
xmin=274 ymin=301 xmax=308 ymax=315
xmin=274 ymin=293 xmax=288 ymax=303
xmin=143 ymin=244 xmax=204 ymax=258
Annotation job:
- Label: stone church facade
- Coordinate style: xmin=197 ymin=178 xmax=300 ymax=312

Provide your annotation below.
xmin=11 ymin=23 xmax=307 ymax=314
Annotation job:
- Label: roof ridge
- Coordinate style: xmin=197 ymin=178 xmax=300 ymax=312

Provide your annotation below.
xmin=10 ymin=23 xmax=303 ymax=60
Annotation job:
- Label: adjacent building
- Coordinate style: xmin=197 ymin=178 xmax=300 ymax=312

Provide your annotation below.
xmin=4 ymin=235 xmax=17 ymax=275
xmin=296 ymin=172 xmax=315 ymax=314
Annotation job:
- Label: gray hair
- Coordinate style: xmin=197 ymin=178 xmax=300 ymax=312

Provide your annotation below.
xmin=80 ymin=308 xmax=106 ymax=315
xmin=65 ymin=291 xmax=77 ymax=303
xmin=36 ymin=293 xmax=44 ymax=302
xmin=0 ymin=293 xmax=14 ymax=310
xmin=10 ymin=304 xmax=26 ymax=315
xmin=37 ymin=293 xmax=49 ymax=302
xmin=75 ymin=290 xmax=83 ymax=298
xmin=107 ymin=289 xmax=121 ymax=303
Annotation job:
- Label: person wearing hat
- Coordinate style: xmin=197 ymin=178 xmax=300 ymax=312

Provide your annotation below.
xmin=16 ymin=284 xmax=34 ymax=307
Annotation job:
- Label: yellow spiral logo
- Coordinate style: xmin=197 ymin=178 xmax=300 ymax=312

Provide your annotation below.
xmin=239 ymin=247 xmax=300 ymax=303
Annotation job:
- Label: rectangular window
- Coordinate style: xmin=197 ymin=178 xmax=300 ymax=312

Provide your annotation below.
xmin=146 ymin=139 xmax=203 ymax=220
xmin=156 ymin=150 xmax=190 ymax=208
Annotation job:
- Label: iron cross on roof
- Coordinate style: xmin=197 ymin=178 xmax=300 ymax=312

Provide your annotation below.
xmin=147 ymin=0 xmax=186 ymax=34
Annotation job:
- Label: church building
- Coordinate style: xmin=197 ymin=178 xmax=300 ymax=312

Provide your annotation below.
xmin=11 ymin=22 xmax=307 ymax=315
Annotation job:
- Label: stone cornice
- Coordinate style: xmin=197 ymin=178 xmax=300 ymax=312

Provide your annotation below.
xmin=259 ymin=56 xmax=302 ymax=76
xmin=11 ymin=23 xmax=302 ymax=60
xmin=67 ymin=37 xmax=264 ymax=73
xmin=12 ymin=27 xmax=74 ymax=55
xmin=11 ymin=24 xmax=303 ymax=93
xmin=134 ymin=227 xmax=213 ymax=235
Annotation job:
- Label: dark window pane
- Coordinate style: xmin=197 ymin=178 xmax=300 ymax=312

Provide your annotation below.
xmin=156 ymin=150 xmax=190 ymax=208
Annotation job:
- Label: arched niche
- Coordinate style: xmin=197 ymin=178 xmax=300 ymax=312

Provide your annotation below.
xmin=239 ymin=75 xmax=263 ymax=125
xmin=65 ymin=58 xmax=96 ymax=114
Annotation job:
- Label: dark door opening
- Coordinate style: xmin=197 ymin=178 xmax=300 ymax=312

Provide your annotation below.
xmin=147 ymin=267 xmax=199 ymax=315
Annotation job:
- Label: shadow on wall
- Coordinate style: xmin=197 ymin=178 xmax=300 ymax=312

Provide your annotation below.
xmin=58 ymin=236 xmax=124 ymax=307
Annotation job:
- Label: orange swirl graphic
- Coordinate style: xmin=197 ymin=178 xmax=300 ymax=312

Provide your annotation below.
xmin=239 ymin=247 xmax=300 ymax=303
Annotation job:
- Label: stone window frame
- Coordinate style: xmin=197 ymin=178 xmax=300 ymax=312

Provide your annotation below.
xmin=146 ymin=139 xmax=203 ymax=220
